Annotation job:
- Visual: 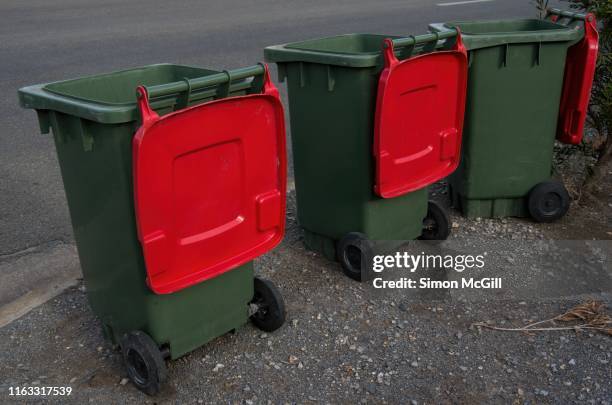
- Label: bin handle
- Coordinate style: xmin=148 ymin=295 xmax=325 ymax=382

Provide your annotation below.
xmin=546 ymin=8 xmax=589 ymax=22
xmin=390 ymin=28 xmax=459 ymax=50
xmin=546 ymin=8 xmax=597 ymax=30
xmin=135 ymin=64 xmax=278 ymax=122
xmin=383 ymin=29 xmax=465 ymax=68
xmin=143 ymin=63 xmax=267 ymax=101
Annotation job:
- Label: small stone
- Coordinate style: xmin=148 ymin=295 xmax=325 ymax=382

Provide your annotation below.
xmin=335 ymin=335 xmax=348 ymax=345
xmin=213 ymin=363 xmax=225 ymax=372
xmin=517 ymin=388 xmax=524 ymax=397
xmin=260 ymin=333 xmax=268 ymax=339
xmin=456 ymin=332 xmax=463 ymax=339
xmin=568 ymin=358 xmax=576 ymax=366
xmin=288 ymin=355 xmax=299 ymax=364
xmin=459 ymin=366 xmax=468 ymax=372
xmin=119 ymin=378 xmax=129 ymax=385
xmin=69 ymin=377 xmax=77 ymax=383
xmin=411 ymin=361 xmax=418 ymax=368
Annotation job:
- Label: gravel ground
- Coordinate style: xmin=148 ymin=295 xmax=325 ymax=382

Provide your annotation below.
xmin=0 ymin=187 xmax=610 ymax=404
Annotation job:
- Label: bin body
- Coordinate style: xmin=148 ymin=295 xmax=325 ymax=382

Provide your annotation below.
xmin=430 ymin=20 xmax=582 ymax=217
xmin=19 ymin=64 xmax=254 ymax=359
xmin=265 ymin=35 xmax=427 ymax=260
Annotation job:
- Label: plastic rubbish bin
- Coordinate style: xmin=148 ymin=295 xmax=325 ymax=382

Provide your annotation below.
xmin=430 ymin=9 xmax=599 ymax=221
xmin=265 ymin=31 xmax=468 ymax=281
xmin=18 ymin=63 xmax=287 ymax=395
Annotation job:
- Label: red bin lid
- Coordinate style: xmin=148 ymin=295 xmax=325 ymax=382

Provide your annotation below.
xmin=555 ymin=14 xmax=599 ymax=145
xmin=133 ymin=66 xmax=286 ymax=294
xmin=374 ymin=35 xmax=468 ymax=198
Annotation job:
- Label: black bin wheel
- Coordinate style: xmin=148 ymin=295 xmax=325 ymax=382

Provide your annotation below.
xmin=419 ymin=200 xmax=451 ymax=241
xmin=337 ymin=232 xmax=372 ymax=282
xmin=528 ymin=180 xmax=570 ymax=223
xmin=120 ymin=331 xmax=167 ymax=396
xmin=250 ymin=277 xmax=286 ymax=332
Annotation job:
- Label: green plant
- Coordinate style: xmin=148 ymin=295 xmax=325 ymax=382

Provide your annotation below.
xmin=532 ymin=0 xmax=551 ymax=18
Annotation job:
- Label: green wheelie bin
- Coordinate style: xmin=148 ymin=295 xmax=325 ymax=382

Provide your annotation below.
xmin=430 ymin=8 xmax=599 ymax=221
xmin=18 ymin=63 xmax=287 ymax=395
xmin=265 ymin=30 xmax=468 ymax=281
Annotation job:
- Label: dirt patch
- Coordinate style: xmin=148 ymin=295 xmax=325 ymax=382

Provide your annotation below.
xmin=545 ymin=146 xmax=612 ymax=240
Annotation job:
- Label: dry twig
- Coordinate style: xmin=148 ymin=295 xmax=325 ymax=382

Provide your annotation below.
xmin=473 ymin=300 xmax=612 ymax=336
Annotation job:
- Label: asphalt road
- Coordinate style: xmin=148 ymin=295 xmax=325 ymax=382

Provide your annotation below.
xmin=0 ymin=0 xmax=563 ymax=255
